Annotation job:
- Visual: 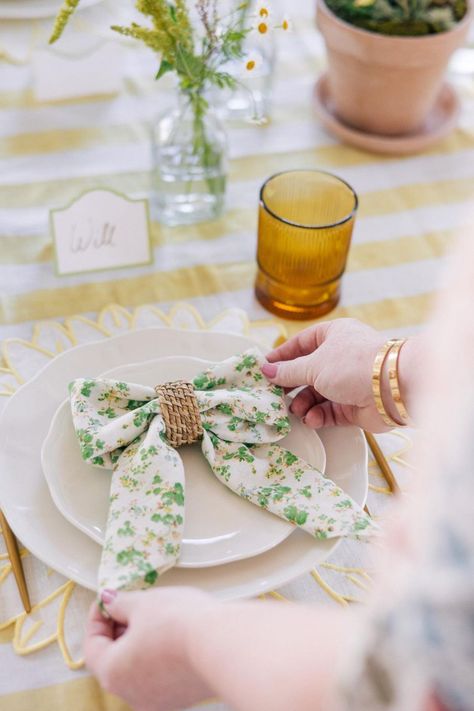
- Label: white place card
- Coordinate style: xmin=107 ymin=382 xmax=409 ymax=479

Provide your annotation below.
xmin=50 ymin=189 xmax=153 ymax=276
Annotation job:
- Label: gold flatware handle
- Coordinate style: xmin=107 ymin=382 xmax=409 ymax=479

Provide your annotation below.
xmin=0 ymin=510 xmax=31 ymax=613
xmin=364 ymin=431 xmax=400 ymax=495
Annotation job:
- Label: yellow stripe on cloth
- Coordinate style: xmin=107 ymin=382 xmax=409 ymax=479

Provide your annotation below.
xmin=0 ymin=88 xmax=120 ymax=111
xmin=347 ymin=228 xmax=457 ymax=271
xmin=0 ymin=234 xmax=53 ymax=264
xmin=0 ymin=138 xmax=380 ymax=209
xmin=0 ymin=262 xmax=256 ymax=324
xmin=230 ymin=136 xmax=474 ymax=181
xmin=0 ymin=103 xmax=473 ymax=161
xmin=2 ymin=161 xmax=474 ymax=221
xmin=0 ymin=225 xmax=458 ymax=271
xmin=0 ymin=253 xmax=435 ymax=330
xmin=150 ymin=211 xmax=256 ymax=246
xmin=0 ymin=125 xmax=148 ymax=160
xmin=283 ymin=292 xmax=436 ymax=337
xmin=360 ymin=177 xmax=474 ymax=217
xmin=0 ymin=210 xmax=257 ymax=264
xmin=1 ymin=677 xmax=130 ymax=711
xmin=0 ymin=172 xmax=152 ymax=209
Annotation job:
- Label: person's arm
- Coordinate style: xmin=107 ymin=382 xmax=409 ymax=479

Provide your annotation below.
xmin=86 ymin=587 xmax=352 ymax=711
xmin=187 ymin=600 xmax=348 ymax=711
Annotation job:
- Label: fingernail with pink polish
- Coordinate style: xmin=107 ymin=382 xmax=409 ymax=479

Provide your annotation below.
xmin=101 ymin=589 xmax=117 ymax=605
xmin=261 ymin=362 xmax=278 ymax=378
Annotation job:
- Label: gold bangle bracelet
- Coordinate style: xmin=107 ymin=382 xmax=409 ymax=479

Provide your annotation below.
xmin=372 ymin=339 xmax=400 ymax=428
xmin=387 ymin=339 xmax=410 ymax=424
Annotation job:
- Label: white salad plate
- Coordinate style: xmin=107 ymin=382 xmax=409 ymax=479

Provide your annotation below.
xmin=0 ymin=0 xmax=102 ymax=19
xmin=0 ymin=328 xmax=368 ymax=599
xmin=41 ymin=355 xmax=327 ymax=569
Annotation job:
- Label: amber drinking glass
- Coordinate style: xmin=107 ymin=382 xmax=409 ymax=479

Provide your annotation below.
xmin=255 ymin=170 xmax=358 ymax=319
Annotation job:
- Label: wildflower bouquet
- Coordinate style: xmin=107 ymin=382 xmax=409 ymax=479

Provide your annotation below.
xmin=50 ymin=1 xmax=287 ymax=114
xmin=49 ymin=1 xmax=289 ymax=224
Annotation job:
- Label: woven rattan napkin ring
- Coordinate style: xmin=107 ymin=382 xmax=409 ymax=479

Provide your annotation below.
xmin=154 ymin=381 xmax=203 ymax=447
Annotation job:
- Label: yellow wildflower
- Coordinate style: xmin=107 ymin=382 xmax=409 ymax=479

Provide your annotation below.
xmin=49 ymin=0 xmax=80 ymax=44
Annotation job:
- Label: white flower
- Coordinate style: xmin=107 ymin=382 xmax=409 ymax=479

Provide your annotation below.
xmin=255 ymin=2 xmax=272 ymax=20
xmin=252 ymin=3 xmax=272 ymax=36
xmin=242 ymin=53 xmax=261 ymax=74
xmin=253 ymin=17 xmax=271 ymax=35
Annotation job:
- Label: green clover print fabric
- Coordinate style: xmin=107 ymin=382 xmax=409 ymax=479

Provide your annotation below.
xmin=69 ymin=349 xmax=374 ymax=592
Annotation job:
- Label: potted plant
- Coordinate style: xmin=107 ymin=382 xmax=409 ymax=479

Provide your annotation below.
xmin=316 ymin=0 xmax=471 ymax=136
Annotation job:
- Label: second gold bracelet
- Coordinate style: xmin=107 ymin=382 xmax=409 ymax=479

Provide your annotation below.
xmin=387 ymin=339 xmax=410 ymax=425
xmin=372 ymin=339 xmax=402 ymax=428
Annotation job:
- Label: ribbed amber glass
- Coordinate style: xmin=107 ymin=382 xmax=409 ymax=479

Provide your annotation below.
xmin=255 ymin=170 xmax=358 ymax=319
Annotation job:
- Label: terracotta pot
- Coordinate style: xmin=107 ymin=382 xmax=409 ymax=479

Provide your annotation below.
xmin=316 ymin=0 xmax=472 ymax=135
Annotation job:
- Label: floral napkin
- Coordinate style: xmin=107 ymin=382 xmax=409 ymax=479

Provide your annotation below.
xmin=69 ymin=349 xmax=374 ymax=592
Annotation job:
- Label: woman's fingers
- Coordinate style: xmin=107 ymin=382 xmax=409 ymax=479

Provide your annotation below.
xmin=304 ymin=401 xmax=356 ymax=429
xmin=114 ymin=623 xmax=127 ymax=640
xmin=100 ymin=589 xmax=137 ymax=625
xmin=84 ymin=593 xmax=139 ymax=691
xmin=83 ymin=600 xmax=116 ymax=675
xmin=266 ymin=322 xmax=331 ymax=363
xmin=289 ymin=387 xmax=325 ymax=418
xmin=261 ymin=353 xmax=316 ymax=389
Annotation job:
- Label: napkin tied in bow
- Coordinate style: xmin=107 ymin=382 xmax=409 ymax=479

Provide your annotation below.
xmin=69 ymin=349 xmax=374 ymax=591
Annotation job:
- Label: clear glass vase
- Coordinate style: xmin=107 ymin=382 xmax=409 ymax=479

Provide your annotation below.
xmin=206 ymin=1 xmax=276 ymax=124
xmin=209 ymin=36 xmax=276 ymax=124
xmin=152 ymin=93 xmax=228 ymax=227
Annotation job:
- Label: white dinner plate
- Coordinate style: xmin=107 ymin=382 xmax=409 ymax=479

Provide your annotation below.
xmin=0 ymin=0 xmax=102 ymax=19
xmin=0 ymin=328 xmax=368 ymax=599
xmin=41 ymin=355 xmax=326 ymax=568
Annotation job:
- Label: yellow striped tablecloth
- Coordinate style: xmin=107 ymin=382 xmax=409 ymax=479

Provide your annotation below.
xmin=0 ymin=0 xmax=473 ymax=708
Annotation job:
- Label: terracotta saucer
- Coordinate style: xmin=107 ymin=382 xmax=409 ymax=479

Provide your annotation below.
xmin=313 ymin=72 xmax=460 ymax=155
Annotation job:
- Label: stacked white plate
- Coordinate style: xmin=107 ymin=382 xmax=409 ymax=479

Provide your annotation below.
xmin=0 ymin=328 xmax=368 ymax=599
xmin=0 ymin=0 xmax=102 ymax=19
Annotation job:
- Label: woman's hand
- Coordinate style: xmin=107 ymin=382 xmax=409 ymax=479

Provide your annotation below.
xmin=84 ymin=587 xmax=215 ymax=711
xmin=262 ymin=318 xmax=419 ymax=432
xmin=84 ymin=587 xmax=349 ymax=711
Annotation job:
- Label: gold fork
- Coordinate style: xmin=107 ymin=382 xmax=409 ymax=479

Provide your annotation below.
xmin=364 ymin=431 xmax=400 ymax=494
xmin=0 ymin=510 xmax=31 ymax=613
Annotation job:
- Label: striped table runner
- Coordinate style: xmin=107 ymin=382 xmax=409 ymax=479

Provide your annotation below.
xmin=1 ymin=1 xmax=473 ymax=341
xmin=0 ymin=0 xmax=473 ymax=708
